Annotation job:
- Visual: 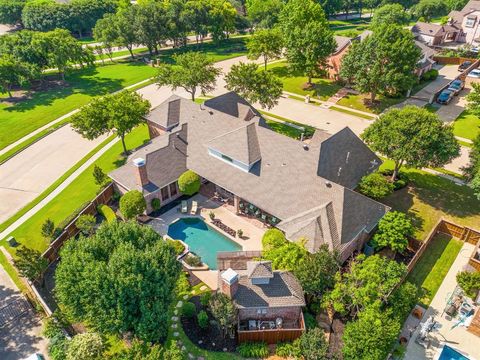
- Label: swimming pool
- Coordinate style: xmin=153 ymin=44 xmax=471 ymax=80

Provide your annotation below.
xmin=167 ymin=218 xmax=241 ymax=270
xmin=438 ymin=345 xmax=470 ymax=360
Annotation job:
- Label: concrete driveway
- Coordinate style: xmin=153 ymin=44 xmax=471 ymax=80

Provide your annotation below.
xmin=0 ymin=265 xmax=48 ymax=359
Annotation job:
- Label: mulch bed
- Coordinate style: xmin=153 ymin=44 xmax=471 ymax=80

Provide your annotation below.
xmin=180 ymin=295 xmax=237 ymax=352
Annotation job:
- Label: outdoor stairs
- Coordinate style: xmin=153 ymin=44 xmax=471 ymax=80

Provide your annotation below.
xmin=0 ymin=297 xmax=31 ymax=328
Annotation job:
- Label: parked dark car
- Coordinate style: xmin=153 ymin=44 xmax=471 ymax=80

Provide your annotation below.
xmin=458 ymin=61 xmax=472 ymax=71
xmin=437 ymin=89 xmax=454 ymax=104
xmin=448 ymin=79 xmax=465 ymax=95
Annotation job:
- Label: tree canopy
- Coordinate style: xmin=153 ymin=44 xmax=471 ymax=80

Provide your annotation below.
xmin=120 ymin=190 xmax=147 ymax=219
xmin=0 ymin=0 xmax=25 ymax=25
xmin=225 ymin=62 xmax=283 ymax=109
xmin=156 ymin=52 xmax=221 ymax=101
xmin=245 ymin=0 xmax=284 ymax=28
xmin=413 ymin=0 xmax=449 ymax=22
xmin=178 ymin=170 xmax=201 ymax=195
xmin=371 ymin=4 xmax=410 ymax=27
xmin=279 ymin=0 xmax=335 ymax=84
xmin=261 ymin=228 xmax=308 ymax=271
xmin=372 ymin=211 xmax=414 ymax=253
xmin=66 ymin=332 xmax=105 ymax=360
xmin=361 ymin=105 xmax=460 ymax=180
xmin=55 ymin=221 xmax=181 ymax=342
xmin=14 ymin=246 xmax=49 ymax=287
xmin=358 ymin=172 xmax=394 ymax=200
xmin=209 ymin=292 xmax=237 ymax=338
xmin=247 ymin=28 xmax=283 ymax=70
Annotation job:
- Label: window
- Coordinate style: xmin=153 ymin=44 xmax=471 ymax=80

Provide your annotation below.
xmin=169 ymin=182 xmax=178 ymax=197
xmin=161 ymin=186 xmax=169 ymax=201
xmin=466 ymin=17 xmax=476 ymax=28
xmin=221 ymin=154 xmax=233 ymax=163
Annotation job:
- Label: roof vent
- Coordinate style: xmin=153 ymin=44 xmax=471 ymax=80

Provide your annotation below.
xmin=303 ymin=144 xmax=309 ymax=151
xmin=133 ymin=158 xmax=146 ymax=167
xmin=325 ymin=180 xmax=332 ymax=188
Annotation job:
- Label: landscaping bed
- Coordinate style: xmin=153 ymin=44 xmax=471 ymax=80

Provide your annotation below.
xmin=180 ymin=295 xmax=237 ymax=353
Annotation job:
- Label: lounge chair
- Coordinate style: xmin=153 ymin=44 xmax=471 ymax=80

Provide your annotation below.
xmin=181 ymin=200 xmax=188 ymax=213
xmin=190 ymin=201 xmax=198 ymax=215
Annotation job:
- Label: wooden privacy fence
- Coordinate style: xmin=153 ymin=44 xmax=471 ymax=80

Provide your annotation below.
xmin=432 ymin=56 xmax=477 ymax=65
xmin=42 ymin=184 xmax=114 ymax=263
xmin=238 ymin=314 xmax=305 ymax=344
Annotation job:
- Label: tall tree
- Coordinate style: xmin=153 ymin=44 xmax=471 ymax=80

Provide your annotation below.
xmin=361 ymin=105 xmax=460 ymax=180
xmin=115 ymin=6 xmax=138 ymax=59
xmin=261 ymin=228 xmax=308 ymax=271
xmin=372 ymin=211 xmax=414 ymax=254
xmin=185 ymin=0 xmax=211 ymax=43
xmin=247 ymin=28 xmax=283 ymax=70
xmin=0 ymin=0 xmax=25 ymax=25
xmin=71 ymin=90 xmax=150 ymax=154
xmin=208 ymin=293 xmax=238 ymax=338
xmin=279 ymin=0 xmax=336 ymax=84
xmin=245 ymin=0 xmax=284 ymax=29
xmin=371 ymin=4 xmax=410 ymax=28
xmin=135 ymin=1 xmax=168 ymax=56
xmin=340 ymin=24 xmax=421 ymax=102
xmin=14 ymin=246 xmax=49 ymax=287
xmin=55 ymin=221 xmax=181 ymax=342
xmin=208 ymin=0 xmax=237 ymax=42
xmin=413 ymin=0 xmax=448 ymax=21
xmin=225 ymin=62 xmax=283 ymax=109
xmin=92 ymin=14 xmax=118 ymax=61
xmin=156 ymin=52 xmax=221 ymax=101
xmin=0 ymin=54 xmax=37 ymax=98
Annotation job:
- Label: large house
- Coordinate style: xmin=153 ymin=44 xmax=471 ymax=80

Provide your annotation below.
xmin=217 ymin=253 xmax=306 ymax=343
xmin=109 ymin=92 xmax=389 ymax=263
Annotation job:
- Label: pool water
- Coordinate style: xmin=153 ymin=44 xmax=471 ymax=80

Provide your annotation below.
xmin=438 ymin=346 xmax=470 ymax=360
xmin=167 ymin=218 xmax=241 ymax=269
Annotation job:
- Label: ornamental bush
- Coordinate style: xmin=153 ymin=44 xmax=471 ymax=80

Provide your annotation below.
xmin=237 ymin=342 xmax=269 ymax=358
xmin=372 ymin=211 xmax=414 ymax=253
xmin=119 ymin=190 xmax=146 ymax=219
xmin=151 ymin=198 xmax=161 ymax=211
xmin=457 ymin=271 xmax=480 ymax=299
xmin=184 ymin=253 xmax=202 ymax=267
xmin=182 ymin=302 xmax=196 ymax=318
xmin=178 ymin=170 xmax=201 ymax=195
xmin=66 ymin=332 xmax=105 ymax=360
xmin=358 ymin=172 xmax=394 ymax=200
xmin=276 ymin=340 xmax=301 ymax=358
xmin=197 ymin=310 xmax=209 ymax=329
xmin=167 ymin=240 xmax=185 ymax=256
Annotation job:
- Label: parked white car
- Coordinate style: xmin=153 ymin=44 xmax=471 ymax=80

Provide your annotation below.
xmin=467 ymin=69 xmax=480 ymax=78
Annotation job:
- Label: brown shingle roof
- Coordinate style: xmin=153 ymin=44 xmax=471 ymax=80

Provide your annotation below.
xmin=247 ymin=261 xmax=274 ymax=279
xmin=333 ymin=36 xmax=351 ymax=54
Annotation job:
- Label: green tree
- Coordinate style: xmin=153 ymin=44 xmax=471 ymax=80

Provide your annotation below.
xmin=55 ymin=221 xmax=181 ymax=342
xmin=135 ymin=1 xmax=168 ymax=56
xmin=342 ymin=304 xmax=401 ymax=360
xmin=388 ymin=281 xmax=419 ymax=320
xmin=178 ymin=170 xmax=201 ymax=195
xmin=209 ymin=292 xmax=237 ymax=338
xmin=340 ymin=24 xmax=421 ymax=102
xmin=0 ymin=54 xmax=37 ymax=98
xmin=92 ymin=165 xmax=107 ymax=186
xmin=361 ymin=105 xmax=460 ymax=180
xmin=299 ymin=328 xmax=329 ymax=360
xmin=445 ymin=0 xmax=469 ymax=11
xmin=185 ymin=0 xmax=211 ymax=44
xmin=120 ymin=190 xmax=147 ymax=219
xmin=225 ymin=62 xmax=283 ymax=109
xmin=156 ymin=52 xmax=221 ymax=101
xmin=358 ymin=172 xmax=394 ymax=200
xmin=371 ymin=4 xmax=410 ymax=28
xmin=247 ymin=28 xmax=283 ymax=70
xmin=245 ymin=0 xmax=284 ymax=28
xmin=327 ymin=254 xmax=406 ymax=316
xmin=115 ymin=6 xmax=138 ymax=59
xmin=261 ymin=228 xmax=308 ymax=271
xmin=470 ymin=171 xmax=480 ymax=200
xmin=92 ymin=13 xmax=118 ymax=61
xmin=456 ymin=271 xmax=480 ymax=299
xmin=14 ymin=246 xmax=49 ymax=287
xmin=41 ymin=218 xmax=55 ymax=240
xmin=0 ymin=0 xmax=25 ymax=25
xmin=279 ymin=0 xmax=335 ymax=84
xmin=467 ymin=83 xmax=480 ymax=117
xmin=75 ymin=214 xmax=96 ymax=236
xmin=413 ymin=0 xmax=448 ymax=21
xmin=66 ymin=332 xmax=105 ymax=360
xmin=197 ymin=310 xmax=209 ymax=329
xmin=22 ymin=0 xmax=69 ymax=32
xmin=208 ymin=0 xmax=237 ymax=42
xmin=372 ymin=211 xmax=413 ymax=254
xmin=294 ymin=245 xmax=340 ymax=299
xmin=71 ymin=90 xmax=150 ymax=154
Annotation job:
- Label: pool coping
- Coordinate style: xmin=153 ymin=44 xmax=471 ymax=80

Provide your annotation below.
xmin=433 ymin=342 xmax=477 ymax=360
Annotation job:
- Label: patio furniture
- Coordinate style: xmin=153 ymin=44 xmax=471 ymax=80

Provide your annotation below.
xmin=190 ymin=201 xmax=198 ymax=215
xmin=181 ymin=200 xmax=188 ymax=213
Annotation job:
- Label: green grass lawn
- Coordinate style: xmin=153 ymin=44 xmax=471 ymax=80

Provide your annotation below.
xmin=1 ymin=125 xmax=150 ymax=254
xmin=260 ymin=111 xmax=316 ymax=140
xmin=380 ymin=160 xmax=480 ymax=240
xmin=266 ymin=61 xmax=342 ymax=101
xmin=406 ymin=234 xmax=463 ymax=307
xmin=93 ymin=47 xmax=149 ymax=61
xmin=329 ymin=105 xmax=376 ymax=120
xmin=453 ymin=110 xmax=480 ymax=141
xmin=336 ymin=93 xmax=406 ymax=114
xmin=329 ymin=18 xmax=371 ymax=37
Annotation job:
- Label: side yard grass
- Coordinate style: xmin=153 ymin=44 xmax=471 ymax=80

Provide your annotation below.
xmin=337 ymin=93 xmax=406 ymax=114
xmin=406 ymin=234 xmax=463 ymax=307
xmin=453 ymin=110 xmax=480 ymax=141
xmin=0 ymin=124 xmax=150 ymax=254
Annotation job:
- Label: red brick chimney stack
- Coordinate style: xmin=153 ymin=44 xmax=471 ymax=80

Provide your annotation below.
xmin=133 ymin=158 xmax=149 ymax=187
xmin=220 ymin=268 xmax=239 ymax=299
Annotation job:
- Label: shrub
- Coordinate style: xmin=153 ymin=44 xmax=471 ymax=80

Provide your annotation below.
xmin=299 ymin=328 xmax=329 ymax=360
xmin=457 ymin=271 xmax=480 ymax=299
xmin=209 ymin=211 xmax=215 ymax=220
xmin=167 ymin=240 xmax=185 ymax=256
xmin=44 ymin=318 xmax=69 ymax=360
xmin=41 ymin=218 xmax=55 ymax=240
xmin=178 ymin=170 xmax=201 ymax=195
xmin=182 ymin=302 xmax=196 ymax=318
xmin=97 ymin=204 xmax=116 ymax=223
xmin=197 ymin=310 xmax=209 ymax=329
xmin=92 ymin=165 xmax=107 ymax=186
xmin=372 ymin=211 xmax=414 ymax=253
xmin=200 ymin=291 xmax=212 ymax=307
xmin=66 ymin=332 xmax=105 ymax=360
xmin=304 ymin=312 xmax=318 ymax=329
xmin=358 ymin=172 xmax=394 ymax=200
xmin=237 ymin=229 xmax=243 ymax=238
xmin=119 ymin=190 xmax=146 ymax=219
xmin=276 ymin=340 xmax=301 ymax=358
xmin=184 ymin=253 xmax=202 ymax=267
xmin=75 ymin=214 xmax=96 ymax=236
xmin=151 ymin=198 xmax=161 ymax=211
xmin=237 ymin=342 xmax=269 ymax=358
xmin=421 ymin=69 xmax=439 ymax=81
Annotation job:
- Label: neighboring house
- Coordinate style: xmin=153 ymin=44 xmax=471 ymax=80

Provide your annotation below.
xmin=109 ymin=92 xmax=389 ymax=263
xmin=411 ymin=22 xmax=462 ymax=46
xmin=217 ymin=253 xmax=306 ymax=343
xmin=415 ymin=40 xmax=436 ymax=76
xmin=448 ymin=0 xmax=480 ymax=45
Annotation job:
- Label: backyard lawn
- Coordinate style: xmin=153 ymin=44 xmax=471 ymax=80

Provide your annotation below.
xmin=406 ymin=234 xmax=463 ymax=307
xmin=266 ymin=61 xmax=342 ymax=101
xmin=329 ymin=17 xmax=371 ymax=37
xmin=381 ymin=160 xmax=480 ymax=240
xmin=453 ymin=110 xmax=480 ymax=141
xmin=0 ymin=124 xmax=150 ymax=254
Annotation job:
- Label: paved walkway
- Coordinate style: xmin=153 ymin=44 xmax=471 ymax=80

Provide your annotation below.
xmin=404 ymin=242 xmax=479 ymax=360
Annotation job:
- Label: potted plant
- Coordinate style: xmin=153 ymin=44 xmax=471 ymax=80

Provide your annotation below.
xmin=209 ymin=211 xmax=215 ymax=221
xmin=237 ymin=229 xmax=243 ymax=238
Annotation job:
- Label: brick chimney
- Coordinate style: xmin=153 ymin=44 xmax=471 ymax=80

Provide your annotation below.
xmin=220 ymin=268 xmax=239 ymax=299
xmin=133 ymin=158 xmax=148 ymax=187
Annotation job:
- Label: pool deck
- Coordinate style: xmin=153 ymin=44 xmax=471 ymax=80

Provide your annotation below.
xmin=404 ymin=242 xmax=479 ymax=360
xmin=149 ymin=194 xmax=265 ymax=290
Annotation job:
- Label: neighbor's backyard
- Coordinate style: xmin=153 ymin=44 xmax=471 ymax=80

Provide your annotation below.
xmin=453 ymin=110 xmax=480 ymax=141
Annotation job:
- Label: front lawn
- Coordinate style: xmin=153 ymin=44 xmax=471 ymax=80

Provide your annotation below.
xmin=380 ymin=161 xmax=480 ymax=240
xmin=453 ymin=110 xmax=480 ymax=141
xmin=406 ymin=234 xmax=463 ymax=307
xmin=329 ymin=18 xmax=371 ymax=37
xmin=1 ymin=125 xmax=150 ymax=254
xmin=266 ymin=61 xmax=342 ymax=101
xmin=336 ymin=93 xmax=406 ymax=114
